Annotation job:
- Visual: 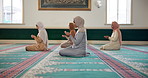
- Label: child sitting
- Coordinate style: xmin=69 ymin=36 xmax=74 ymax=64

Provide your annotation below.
xmin=60 ymin=23 xmax=76 ymax=48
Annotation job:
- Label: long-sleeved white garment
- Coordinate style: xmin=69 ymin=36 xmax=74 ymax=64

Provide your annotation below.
xmin=36 ymin=22 xmax=48 ymax=49
xmin=100 ymin=30 xmax=121 ymax=50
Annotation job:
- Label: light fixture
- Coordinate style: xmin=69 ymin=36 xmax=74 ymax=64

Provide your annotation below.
xmin=97 ymin=0 xmax=102 ymax=8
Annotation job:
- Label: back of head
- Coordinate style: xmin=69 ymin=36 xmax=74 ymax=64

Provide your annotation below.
xmin=36 ymin=22 xmax=44 ymax=30
xmin=69 ymin=23 xmax=75 ymax=30
xmin=73 ymin=16 xmax=84 ymax=28
xmin=112 ymin=21 xmax=119 ymax=30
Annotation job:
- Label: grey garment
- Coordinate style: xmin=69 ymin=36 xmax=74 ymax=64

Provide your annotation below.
xmin=59 ymin=31 xmax=87 ymax=57
xmin=59 ymin=47 xmax=86 ymax=57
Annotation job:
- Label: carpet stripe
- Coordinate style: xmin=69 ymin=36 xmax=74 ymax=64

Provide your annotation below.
xmin=122 ymin=46 xmax=148 ymax=54
xmin=88 ymin=45 xmax=145 ymax=78
xmin=0 ymin=43 xmax=12 ymax=45
xmin=0 ymin=44 xmax=28 ymax=52
xmin=0 ymin=45 xmax=59 ymax=78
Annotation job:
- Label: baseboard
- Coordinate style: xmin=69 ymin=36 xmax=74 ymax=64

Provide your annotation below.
xmin=0 ymin=40 xmax=148 ymax=45
xmin=1 ymin=29 xmax=148 ymax=41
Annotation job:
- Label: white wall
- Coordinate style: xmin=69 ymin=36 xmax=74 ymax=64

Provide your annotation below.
xmin=0 ymin=0 xmax=148 ymax=29
xmin=0 ymin=0 xmax=2 ymax=22
xmin=132 ymin=0 xmax=148 ymax=27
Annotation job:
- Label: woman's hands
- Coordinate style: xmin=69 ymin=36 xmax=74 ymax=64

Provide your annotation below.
xmin=62 ymin=31 xmax=70 ymax=38
xmin=31 ymin=35 xmax=36 ymax=38
xmin=62 ymin=35 xmax=67 ymax=38
xmin=64 ymin=31 xmax=70 ymax=37
xmin=104 ymin=36 xmax=109 ymax=39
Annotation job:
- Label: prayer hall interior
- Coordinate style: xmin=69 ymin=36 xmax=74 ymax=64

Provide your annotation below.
xmin=0 ymin=0 xmax=148 ymax=78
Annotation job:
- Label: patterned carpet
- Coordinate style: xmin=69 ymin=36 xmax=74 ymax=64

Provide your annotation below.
xmin=0 ymin=43 xmax=147 ymax=78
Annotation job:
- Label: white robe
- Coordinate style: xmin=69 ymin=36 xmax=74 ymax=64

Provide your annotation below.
xmin=100 ymin=31 xmax=121 ymax=50
xmin=36 ymin=22 xmax=48 ymax=49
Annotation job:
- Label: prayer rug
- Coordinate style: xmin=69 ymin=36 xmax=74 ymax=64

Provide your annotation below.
xmin=0 ymin=44 xmax=147 ymax=78
xmin=90 ymin=44 xmax=148 ymax=78
xmin=0 ymin=43 xmax=59 ymax=78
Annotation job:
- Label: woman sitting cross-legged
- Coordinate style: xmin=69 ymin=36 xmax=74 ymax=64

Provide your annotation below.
xmin=25 ymin=22 xmax=48 ymax=51
xmin=60 ymin=22 xmax=76 ymax=48
xmin=100 ymin=21 xmax=122 ymax=50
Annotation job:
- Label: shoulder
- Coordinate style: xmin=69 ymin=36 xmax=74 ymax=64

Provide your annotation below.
xmin=113 ymin=30 xmax=118 ymax=33
xmin=78 ymin=28 xmax=86 ymax=33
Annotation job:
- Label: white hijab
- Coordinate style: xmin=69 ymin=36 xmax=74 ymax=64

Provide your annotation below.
xmin=73 ymin=16 xmax=85 ymax=32
xmin=36 ymin=22 xmax=48 ymax=47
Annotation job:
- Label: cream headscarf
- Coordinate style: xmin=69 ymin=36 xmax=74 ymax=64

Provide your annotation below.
xmin=112 ymin=21 xmax=122 ymax=45
xmin=36 ymin=22 xmax=48 ymax=47
xmin=73 ymin=16 xmax=85 ymax=32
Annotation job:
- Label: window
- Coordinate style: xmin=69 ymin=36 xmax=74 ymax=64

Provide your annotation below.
xmin=0 ymin=0 xmax=23 ymax=24
xmin=107 ymin=0 xmax=132 ymax=24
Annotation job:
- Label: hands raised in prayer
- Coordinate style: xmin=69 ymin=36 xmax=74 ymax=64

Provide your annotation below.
xmin=31 ymin=35 xmax=36 ymax=38
xmin=62 ymin=35 xmax=67 ymax=38
xmin=104 ymin=36 xmax=109 ymax=39
xmin=64 ymin=31 xmax=70 ymax=37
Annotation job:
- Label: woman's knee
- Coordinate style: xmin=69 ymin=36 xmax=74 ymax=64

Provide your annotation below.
xmin=59 ymin=50 xmax=65 ymax=56
xmin=61 ymin=45 xmax=67 ymax=48
xmin=25 ymin=47 xmax=28 ymax=51
xmin=25 ymin=46 xmax=29 ymax=51
xmin=61 ymin=44 xmax=71 ymax=48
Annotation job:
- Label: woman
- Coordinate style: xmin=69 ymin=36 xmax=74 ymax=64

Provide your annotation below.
xmin=25 ymin=22 xmax=48 ymax=51
xmin=59 ymin=16 xmax=87 ymax=57
xmin=60 ymin=23 xmax=76 ymax=48
xmin=100 ymin=21 xmax=122 ymax=50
